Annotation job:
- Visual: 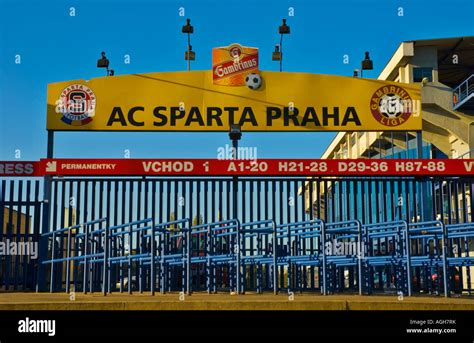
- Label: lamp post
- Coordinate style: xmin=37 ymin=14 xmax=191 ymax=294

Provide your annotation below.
xmin=272 ymin=19 xmax=290 ymax=72
xmin=229 ymin=124 xmax=242 ymax=159
xmin=360 ymin=51 xmax=373 ymax=78
xmin=229 ymin=124 xmax=241 ymax=224
xmin=182 ymin=18 xmax=195 ymax=71
xmin=97 ymin=51 xmax=114 ymax=76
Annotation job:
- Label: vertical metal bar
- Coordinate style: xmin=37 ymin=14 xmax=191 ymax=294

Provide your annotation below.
xmin=286 ymin=181 xmax=291 ymax=291
xmin=233 ymin=175 xmax=238 ymax=221
xmin=272 ymin=180 xmax=276 ymax=290
xmin=441 ymin=222 xmax=449 ymax=297
xmin=225 ymin=180 xmax=230 ymax=221
xmin=102 ymin=217 xmax=109 ymax=297
xmin=120 ymin=181 xmax=126 ymax=293
xmin=32 ymin=181 xmax=41 ymax=288
xmin=470 ymin=182 xmax=474 ymax=223
xmin=186 ymin=220 xmax=191 ymax=295
xmin=13 ymin=180 xmax=23 ymax=290
xmin=337 ymin=180 xmax=343 ymax=222
xmin=357 ymin=220 xmax=363 ymax=295
xmin=150 ymin=220 xmax=156 ymax=296
xmin=431 ymin=181 xmax=437 ymax=220
xmin=143 ymin=179 xmax=149 ymax=293
xmin=58 ymin=180 xmax=66 ymax=291
xmin=454 ymin=181 xmax=460 ymax=223
xmin=293 ymin=179 xmax=299 ymax=291
xmin=447 ymin=181 xmax=453 ymax=224
xmin=65 ymin=181 xmax=74 ymax=294
xmin=151 ymin=181 xmax=156 ymax=295
xmin=323 ymin=181 xmax=328 ymax=222
xmin=412 ymin=180 xmax=418 ymax=222
xmin=249 ymin=180 xmax=254 ymax=289
xmin=321 ymin=221 xmax=327 ymax=295
xmin=187 ymin=181 xmax=193 ymax=293
xmin=404 ymin=180 xmax=410 ymax=222
xmin=82 ymin=181 xmax=89 ymax=293
xmin=65 ymin=227 xmax=71 ymax=294
xmin=331 ymin=180 xmax=336 ymax=221
xmin=22 ymin=181 xmax=31 ymax=289
xmin=158 ymin=180 xmax=164 ymax=294
xmin=272 ymin=220 xmax=278 ymax=295
xmin=367 ymin=181 xmax=373 ymax=223
xmin=105 ymin=181 xmax=111 ymax=293
xmin=73 ymin=181 xmax=82 ymax=293
xmin=461 ymin=182 xmax=468 ymax=223
xmin=279 ymin=180 xmax=285 ymax=288
xmin=240 ymin=180 xmax=247 ymax=290
xmin=137 ymin=181 xmax=143 ymax=293
xmin=389 ymin=180 xmax=395 ymax=221
xmin=37 ymin=130 xmax=54 ymax=291
xmin=5 ymin=181 xmax=14 ymax=291
xmin=265 ymin=181 xmax=270 ymax=289
xmin=218 ymin=180 xmax=223 ymax=221
xmin=236 ymin=219 xmax=242 ymax=294
xmin=196 ymin=180 xmax=201 ymax=289
xmin=0 ymin=180 xmax=5 ymax=290
xmin=128 ymin=181 xmax=133 ymax=294
xmin=404 ymin=221 xmax=412 ymax=296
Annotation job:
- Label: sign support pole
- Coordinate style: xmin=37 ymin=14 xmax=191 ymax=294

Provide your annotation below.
xmin=37 ymin=130 xmax=54 ymax=292
xmin=229 ymin=127 xmax=241 ymax=292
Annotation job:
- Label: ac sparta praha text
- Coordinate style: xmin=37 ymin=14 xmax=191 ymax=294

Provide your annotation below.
xmin=106 ymin=106 xmax=361 ymax=128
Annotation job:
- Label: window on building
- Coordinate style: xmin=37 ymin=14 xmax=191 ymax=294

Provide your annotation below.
xmin=350 ymin=133 xmax=356 ymax=146
xmin=413 ymin=67 xmax=433 ymax=82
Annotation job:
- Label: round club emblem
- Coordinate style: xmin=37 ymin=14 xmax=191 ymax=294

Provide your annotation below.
xmin=370 ymin=85 xmax=413 ymax=127
xmin=56 ymin=84 xmax=96 ymax=126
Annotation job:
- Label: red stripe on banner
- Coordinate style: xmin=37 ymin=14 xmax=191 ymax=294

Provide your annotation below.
xmin=1 ymin=159 xmax=473 ymax=177
xmin=34 ymin=158 xmax=474 ymax=176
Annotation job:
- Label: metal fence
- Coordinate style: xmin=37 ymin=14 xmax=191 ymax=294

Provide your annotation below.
xmin=1 ymin=175 xmax=473 ymax=293
xmin=0 ymin=179 xmax=42 ymax=290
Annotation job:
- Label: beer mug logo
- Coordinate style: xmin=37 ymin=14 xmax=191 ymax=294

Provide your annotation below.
xmin=229 ymin=45 xmax=242 ymax=60
xmin=56 ymin=84 xmax=96 ymax=126
xmin=370 ymin=85 xmax=413 ymax=127
xmin=212 ymin=43 xmax=259 ymax=86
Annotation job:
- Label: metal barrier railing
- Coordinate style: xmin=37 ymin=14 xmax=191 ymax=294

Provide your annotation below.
xmin=40 ymin=217 xmax=474 ymax=297
xmin=453 ymin=73 xmax=474 ymax=110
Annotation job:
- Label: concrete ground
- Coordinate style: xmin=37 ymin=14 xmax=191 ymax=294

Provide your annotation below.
xmin=0 ymin=292 xmax=473 ymax=310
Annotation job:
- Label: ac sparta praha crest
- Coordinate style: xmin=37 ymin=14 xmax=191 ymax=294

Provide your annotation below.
xmin=57 ymin=84 xmax=96 ymax=126
xmin=370 ymin=85 xmax=414 ymax=127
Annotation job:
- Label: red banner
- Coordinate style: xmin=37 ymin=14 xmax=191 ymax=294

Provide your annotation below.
xmin=1 ymin=159 xmax=473 ymax=177
xmin=38 ymin=158 xmax=474 ymax=176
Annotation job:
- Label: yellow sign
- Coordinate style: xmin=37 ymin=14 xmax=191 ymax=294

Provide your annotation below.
xmin=46 ymin=71 xmax=422 ymax=132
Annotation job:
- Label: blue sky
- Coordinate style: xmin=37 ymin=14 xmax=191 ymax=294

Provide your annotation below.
xmin=0 ymin=0 xmax=473 ymax=160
